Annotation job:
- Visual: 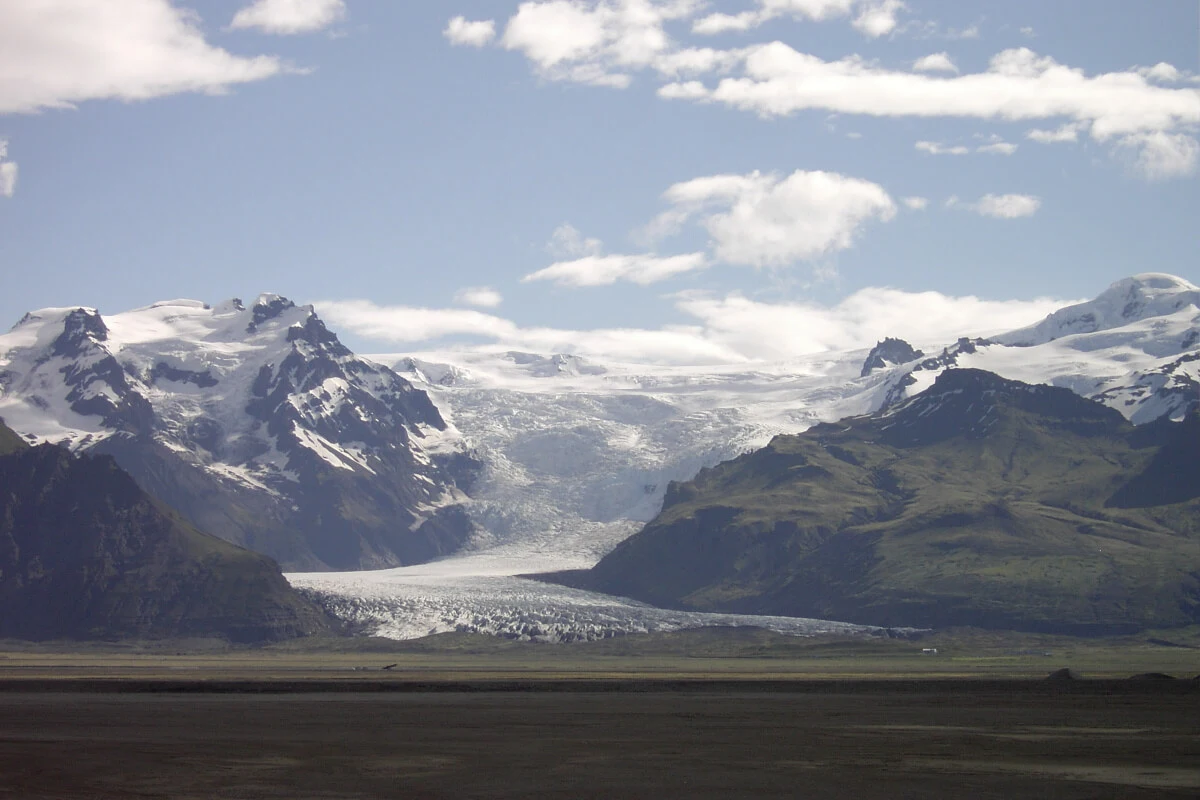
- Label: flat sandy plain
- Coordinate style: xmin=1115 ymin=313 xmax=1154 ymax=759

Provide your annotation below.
xmin=1 ymin=629 xmax=1198 ymax=799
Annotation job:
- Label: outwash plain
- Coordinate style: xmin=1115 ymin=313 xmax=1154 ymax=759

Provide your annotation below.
xmin=2 ymin=628 xmax=1198 ymax=799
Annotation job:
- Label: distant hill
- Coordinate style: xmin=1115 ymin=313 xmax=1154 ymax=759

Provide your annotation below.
xmin=0 ymin=420 xmax=330 ymax=642
xmin=581 ymin=370 xmax=1200 ymax=635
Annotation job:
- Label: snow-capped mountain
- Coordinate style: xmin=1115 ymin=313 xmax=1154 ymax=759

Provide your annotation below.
xmin=4 ymin=274 xmax=1196 ymax=641
xmin=0 ymin=296 xmax=477 ymax=570
xmin=882 ymin=274 xmax=1200 ymax=424
xmin=374 ymin=274 xmax=1197 ymax=574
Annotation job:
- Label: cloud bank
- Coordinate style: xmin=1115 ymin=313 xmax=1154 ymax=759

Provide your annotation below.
xmin=318 ymin=287 xmax=1073 ymax=365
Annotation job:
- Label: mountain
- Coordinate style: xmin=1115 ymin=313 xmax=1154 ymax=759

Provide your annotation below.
xmin=880 ymin=274 xmax=1200 ymax=424
xmin=0 ymin=297 xmax=478 ymax=571
xmin=578 ymin=369 xmax=1200 ymax=635
xmin=860 ymin=338 xmax=924 ymax=377
xmin=369 ymin=275 xmax=1197 ymax=577
xmin=0 ymin=420 xmax=329 ymax=642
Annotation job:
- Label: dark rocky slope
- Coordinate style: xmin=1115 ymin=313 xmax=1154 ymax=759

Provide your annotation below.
xmin=582 ymin=370 xmax=1200 ymax=635
xmin=0 ymin=421 xmax=330 ymax=642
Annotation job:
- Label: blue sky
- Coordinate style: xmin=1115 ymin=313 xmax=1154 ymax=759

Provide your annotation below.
xmin=1 ymin=0 xmax=1197 ymax=363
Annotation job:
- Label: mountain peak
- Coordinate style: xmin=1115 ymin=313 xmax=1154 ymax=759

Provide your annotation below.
xmin=861 ymin=337 xmax=924 ymax=377
xmin=997 ymin=272 xmax=1200 ymax=347
xmin=879 ymin=368 xmax=1122 ymax=446
xmin=51 ymin=307 xmax=109 ymax=358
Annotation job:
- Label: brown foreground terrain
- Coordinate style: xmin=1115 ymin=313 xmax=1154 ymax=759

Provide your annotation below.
xmin=0 ymin=681 xmax=1198 ymax=799
xmin=1 ymin=629 xmax=1198 ymax=798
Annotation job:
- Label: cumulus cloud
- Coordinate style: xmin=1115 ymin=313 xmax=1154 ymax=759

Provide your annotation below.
xmin=445 ymin=16 xmax=497 ymax=47
xmin=901 ymin=196 xmax=928 ymax=210
xmin=648 ymin=169 xmax=896 ymax=267
xmin=0 ymin=139 xmax=14 ymax=198
xmin=547 ymin=223 xmax=603 ymax=258
xmin=500 ymin=0 xmax=701 ymax=88
xmin=912 ymin=52 xmax=958 ymax=73
xmin=915 ymin=141 xmax=968 ymax=155
xmin=524 ymin=253 xmax=708 ymax=287
xmin=851 ymin=0 xmax=906 ymax=38
xmin=1136 ymin=63 xmax=1185 ymax=83
xmin=318 ymin=288 xmax=1072 ymax=365
xmin=1118 ymin=131 xmax=1199 ymax=180
xmin=229 ymin=0 xmax=346 ymax=35
xmin=455 ymin=287 xmax=504 ymax=308
xmin=1026 ymin=123 xmax=1081 ymax=143
xmin=968 ymin=193 xmax=1042 ymax=218
xmin=0 ymin=0 xmax=285 ymax=113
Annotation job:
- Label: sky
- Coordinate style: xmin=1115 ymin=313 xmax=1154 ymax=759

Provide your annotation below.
xmin=1 ymin=0 xmax=1198 ymax=364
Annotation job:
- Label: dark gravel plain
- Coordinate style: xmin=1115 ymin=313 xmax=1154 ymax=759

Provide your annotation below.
xmin=0 ymin=680 xmax=1197 ymax=799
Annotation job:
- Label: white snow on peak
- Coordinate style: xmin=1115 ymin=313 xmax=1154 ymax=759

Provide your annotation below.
xmin=0 ymin=296 xmax=453 ymax=492
xmin=253 ymin=292 xmax=289 ymax=307
xmin=997 ymin=273 xmax=1200 ymax=348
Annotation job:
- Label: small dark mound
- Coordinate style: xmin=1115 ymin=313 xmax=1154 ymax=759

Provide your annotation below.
xmin=1046 ymin=668 xmax=1082 ymax=681
xmin=1129 ymin=672 xmax=1176 ymax=681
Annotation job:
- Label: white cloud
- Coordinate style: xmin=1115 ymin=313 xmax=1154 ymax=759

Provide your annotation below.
xmin=652 ymin=170 xmax=896 ymax=267
xmin=523 ymin=253 xmax=708 ymax=287
xmin=230 ymin=0 xmax=346 ymax=35
xmin=655 ymin=44 xmax=1200 ymax=176
xmin=977 ymin=141 xmax=1018 ymax=155
xmin=0 ymin=139 xmax=13 ymax=197
xmin=454 ymin=287 xmax=504 ymax=308
xmin=916 ymin=141 xmax=968 ymax=155
xmin=912 ymin=52 xmax=958 ymax=73
xmin=674 ymin=289 xmax=1069 ymax=360
xmin=851 ymin=0 xmax=906 ymax=38
xmin=0 ymin=163 xmax=16 ymax=198
xmin=1020 ymin=26 xmax=1035 ymax=37
xmin=1137 ymin=63 xmax=1184 ymax=83
xmin=685 ymin=46 xmax=1200 ymax=138
xmin=318 ymin=299 xmax=742 ymax=363
xmin=1118 ymin=131 xmax=1199 ymax=180
xmin=318 ymin=288 xmax=1072 ymax=365
xmin=0 ymin=0 xmax=285 ymax=114
xmin=901 ymin=196 xmax=928 ymax=210
xmin=970 ymin=193 xmax=1041 ymax=219
xmin=1026 ymin=123 xmax=1081 ymax=143
xmin=445 ymin=16 xmax=497 ymax=47
xmin=547 ymin=223 xmax=603 ymax=258
xmin=500 ymin=0 xmax=701 ymax=87
xmin=692 ymin=1 xmax=903 ymax=38
xmin=658 ymin=79 xmax=709 ymax=99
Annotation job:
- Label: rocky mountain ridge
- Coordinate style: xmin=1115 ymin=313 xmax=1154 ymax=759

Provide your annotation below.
xmin=0 ymin=296 xmax=478 ymax=570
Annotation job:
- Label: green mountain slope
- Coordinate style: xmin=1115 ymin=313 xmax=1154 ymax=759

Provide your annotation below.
xmin=585 ymin=370 xmax=1200 ymax=635
xmin=0 ymin=421 xmax=330 ymax=642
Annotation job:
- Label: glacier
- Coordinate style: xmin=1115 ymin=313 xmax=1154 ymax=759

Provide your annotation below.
xmin=290 ymin=274 xmax=1200 ymax=640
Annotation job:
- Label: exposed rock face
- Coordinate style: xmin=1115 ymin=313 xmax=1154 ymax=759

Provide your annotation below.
xmin=860 ymin=338 xmax=924 ymax=377
xmin=0 ymin=421 xmax=330 ymax=642
xmin=583 ymin=370 xmax=1200 ymax=635
xmin=0 ymin=297 xmax=479 ymax=570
